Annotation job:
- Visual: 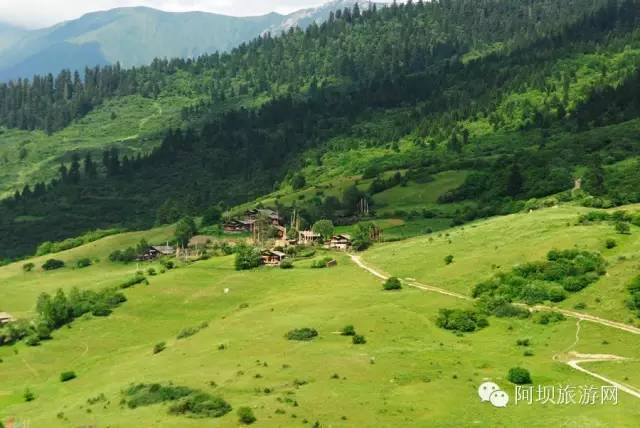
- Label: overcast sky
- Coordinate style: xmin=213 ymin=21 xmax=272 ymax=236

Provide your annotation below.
xmin=0 ymin=0 xmax=330 ymax=29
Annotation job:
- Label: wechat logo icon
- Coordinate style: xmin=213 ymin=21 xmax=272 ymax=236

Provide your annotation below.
xmin=478 ymin=381 xmax=510 ymax=408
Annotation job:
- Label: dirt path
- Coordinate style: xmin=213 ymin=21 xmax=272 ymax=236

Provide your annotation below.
xmin=350 ymin=254 xmax=640 ymax=399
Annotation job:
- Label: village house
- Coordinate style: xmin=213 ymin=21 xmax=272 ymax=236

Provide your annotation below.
xmin=137 ymin=245 xmax=176 ymax=261
xmin=298 ymin=230 xmax=323 ymax=246
xmin=329 ymin=234 xmax=352 ymax=251
xmin=261 ymin=250 xmax=287 ymax=266
xmin=0 ymin=312 xmax=15 ymax=325
xmin=246 ymin=209 xmax=282 ymax=226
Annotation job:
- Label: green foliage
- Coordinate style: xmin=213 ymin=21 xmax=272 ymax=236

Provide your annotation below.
xmin=352 ymin=334 xmax=367 ymax=345
xmin=174 ymin=216 xmax=197 ymax=246
xmin=24 ymin=388 xmax=35 ymax=402
xmin=34 ymin=229 xmax=122 ymax=257
xmin=507 ymin=367 xmax=532 ymax=385
xmin=311 ymin=257 xmax=334 ymax=269
xmin=120 ymin=273 xmax=148 ymax=289
xmin=605 ymin=239 xmax=617 ymax=249
xmin=291 ymin=174 xmax=306 ymax=191
xmin=626 ymin=275 xmax=640 ymax=318
xmin=436 ymin=308 xmax=488 ymax=333
xmin=60 ymin=371 xmax=77 ymax=382
xmin=202 ymin=206 xmax=223 ymax=226
xmin=311 ymin=220 xmax=334 ymax=240
xmin=177 ymin=322 xmax=208 ymax=340
xmin=285 ymin=328 xmax=318 ymax=341
xmin=615 ymin=221 xmax=631 ymax=235
xmin=444 ymin=255 xmax=454 ymax=265
xmin=280 ymin=259 xmax=294 ymax=269
xmin=153 ymin=342 xmax=166 ymax=354
xmin=383 ymin=277 xmax=402 ymax=291
xmin=75 ymin=258 xmax=92 ymax=269
xmin=341 ymin=325 xmax=356 ymax=336
xmin=109 ymin=247 xmax=137 ymax=263
xmin=234 ymin=244 xmax=262 ymax=270
xmin=237 ymin=406 xmax=257 ymax=425
xmin=533 ymin=311 xmax=566 ymax=325
xmin=168 ymin=393 xmax=232 ymax=418
xmin=42 ymin=259 xmax=65 ymax=271
xmin=22 ymin=262 xmax=35 ymax=272
xmin=473 ymin=249 xmax=606 ymax=304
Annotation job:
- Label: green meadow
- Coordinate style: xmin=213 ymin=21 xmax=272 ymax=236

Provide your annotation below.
xmin=1 ymin=204 xmax=639 ymax=426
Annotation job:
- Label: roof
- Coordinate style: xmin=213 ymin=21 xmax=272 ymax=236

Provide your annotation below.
xmin=151 ymin=245 xmax=174 ymax=254
xmin=262 ymin=250 xmax=286 ymax=258
xmin=189 ymin=235 xmax=213 ymax=246
xmin=332 ymin=234 xmax=352 ymax=241
xmin=299 ymin=230 xmax=321 ymax=238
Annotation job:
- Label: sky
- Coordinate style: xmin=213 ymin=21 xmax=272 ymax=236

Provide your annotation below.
xmin=0 ymin=0 xmax=330 ymax=29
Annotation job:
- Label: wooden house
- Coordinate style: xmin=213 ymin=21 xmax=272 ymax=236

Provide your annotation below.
xmin=329 ymin=234 xmax=352 ymax=250
xmin=223 ymin=219 xmax=253 ymax=233
xmin=246 ymin=209 xmax=282 ymax=226
xmin=261 ymin=250 xmax=287 ymax=266
xmin=298 ymin=230 xmax=322 ymax=245
xmin=0 ymin=312 xmax=15 ymax=325
xmin=137 ymin=245 xmax=175 ymax=261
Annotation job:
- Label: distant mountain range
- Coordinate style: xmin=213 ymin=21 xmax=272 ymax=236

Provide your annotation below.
xmin=0 ymin=1 xmax=381 ymax=82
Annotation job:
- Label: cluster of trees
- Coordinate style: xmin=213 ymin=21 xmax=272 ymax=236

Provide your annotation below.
xmin=0 ymin=287 xmax=127 ymax=347
xmin=627 ymin=275 xmax=640 ymax=317
xmin=473 ymin=249 xmax=607 ymax=305
xmin=436 ymin=308 xmax=489 ymax=333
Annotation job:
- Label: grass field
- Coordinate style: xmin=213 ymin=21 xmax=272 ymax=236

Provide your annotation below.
xmin=0 ymin=94 xmax=192 ymax=199
xmin=1 ymin=204 xmax=639 ymax=426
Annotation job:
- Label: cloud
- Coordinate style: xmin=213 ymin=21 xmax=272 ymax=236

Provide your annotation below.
xmin=0 ymin=0 xmax=327 ymax=29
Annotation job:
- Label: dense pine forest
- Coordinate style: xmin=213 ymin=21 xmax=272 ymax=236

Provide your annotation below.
xmin=1 ymin=0 xmax=640 ymax=260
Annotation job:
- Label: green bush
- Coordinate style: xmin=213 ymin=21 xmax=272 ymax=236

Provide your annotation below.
xmin=507 ymin=367 xmax=532 ymax=385
xmin=352 ymin=334 xmax=367 ymax=345
xmin=383 ymin=277 xmax=402 ymax=291
xmin=60 ymin=371 xmax=77 ymax=382
xmin=168 ymin=393 xmax=231 ymax=418
xmin=341 ymin=325 xmax=356 ymax=336
xmin=235 ymin=244 xmax=262 ymax=270
xmin=533 ymin=311 xmax=566 ymax=324
xmin=22 ymin=262 xmax=35 ymax=272
xmin=24 ymin=388 xmax=35 ymax=402
xmin=120 ymin=273 xmax=148 ymax=289
xmin=237 ymin=406 xmax=257 ymax=424
xmin=436 ymin=308 xmax=488 ymax=333
xmin=605 ymin=239 xmax=617 ymax=249
xmin=615 ymin=222 xmax=631 ymax=235
xmin=444 ymin=255 xmax=454 ymax=265
xmin=280 ymin=260 xmax=294 ymax=269
xmin=285 ymin=328 xmax=318 ymax=341
xmin=42 ymin=259 xmax=65 ymax=271
xmin=153 ymin=342 xmax=166 ymax=354
xmin=76 ymin=258 xmax=92 ymax=269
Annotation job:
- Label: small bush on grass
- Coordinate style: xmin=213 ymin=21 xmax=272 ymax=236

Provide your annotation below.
xmin=341 ymin=325 xmax=356 ymax=336
xmin=605 ymin=239 xmax=617 ymax=249
xmin=507 ymin=367 xmax=532 ymax=385
xmin=120 ymin=273 xmax=147 ymax=289
xmin=286 ymin=328 xmax=318 ymax=341
xmin=42 ymin=259 xmax=65 ymax=271
xmin=444 ymin=255 xmax=454 ymax=265
xmin=436 ymin=308 xmax=488 ymax=333
xmin=60 ymin=371 xmax=77 ymax=382
xmin=177 ymin=322 xmax=208 ymax=340
xmin=311 ymin=257 xmax=334 ymax=269
xmin=280 ymin=260 xmax=294 ymax=269
xmin=147 ymin=267 xmax=157 ymax=276
xmin=533 ymin=311 xmax=566 ymax=324
xmin=75 ymin=258 xmax=92 ymax=269
xmin=383 ymin=277 xmax=402 ymax=291
xmin=24 ymin=388 xmax=35 ymax=402
xmin=615 ymin=222 xmax=631 ymax=235
xmin=153 ymin=342 xmax=166 ymax=354
xmin=22 ymin=262 xmax=35 ymax=272
xmin=169 ymin=393 xmax=232 ymax=418
xmin=352 ymin=334 xmax=366 ymax=345
xmin=238 ymin=406 xmax=257 ymax=424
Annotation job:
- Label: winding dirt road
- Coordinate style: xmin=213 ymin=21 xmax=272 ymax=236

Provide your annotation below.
xmin=350 ymin=254 xmax=640 ymax=399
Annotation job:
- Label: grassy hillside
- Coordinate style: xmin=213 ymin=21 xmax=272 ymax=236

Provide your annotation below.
xmin=1 ymin=204 xmax=640 ymax=426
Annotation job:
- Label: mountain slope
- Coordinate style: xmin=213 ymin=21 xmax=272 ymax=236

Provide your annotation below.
xmin=0 ymin=1 xmax=374 ymax=81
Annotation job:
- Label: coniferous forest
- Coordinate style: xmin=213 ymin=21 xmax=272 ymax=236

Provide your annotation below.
xmin=1 ymin=0 xmax=640 ymax=259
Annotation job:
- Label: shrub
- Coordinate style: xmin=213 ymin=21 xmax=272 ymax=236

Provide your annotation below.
xmin=153 ymin=342 xmax=166 ymax=354
xmin=120 ymin=273 xmax=148 ymax=289
xmin=444 ymin=255 xmax=454 ymax=265
xmin=235 ymin=244 xmax=262 ymax=270
xmin=60 ymin=371 xmax=77 ymax=382
xmin=42 ymin=259 xmax=65 ymax=271
xmin=605 ymin=239 xmax=617 ymax=249
xmin=436 ymin=308 xmax=488 ymax=333
xmin=341 ymin=325 xmax=356 ymax=336
xmin=311 ymin=257 xmax=334 ymax=269
xmin=24 ymin=388 xmax=35 ymax=402
xmin=383 ymin=277 xmax=402 ymax=291
xmin=285 ymin=328 xmax=318 ymax=341
xmin=177 ymin=323 xmax=208 ymax=340
xmin=168 ymin=393 xmax=231 ymax=418
xmin=109 ymin=247 xmax=137 ymax=263
xmin=237 ymin=406 xmax=257 ymax=424
xmin=280 ymin=260 xmax=294 ymax=269
xmin=147 ymin=267 xmax=157 ymax=276
xmin=507 ymin=367 xmax=532 ymax=385
xmin=76 ymin=258 xmax=92 ymax=269
xmin=22 ymin=262 xmax=35 ymax=272
xmin=533 ymin=311 xmax=566 ymax=324
xmin=516 ymin=338 xmax=530 ymax=347
xmin=352 ymin=334 xmax=367 ymax=345
xmin=615 ymin=222 xmax=631 ymax=235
